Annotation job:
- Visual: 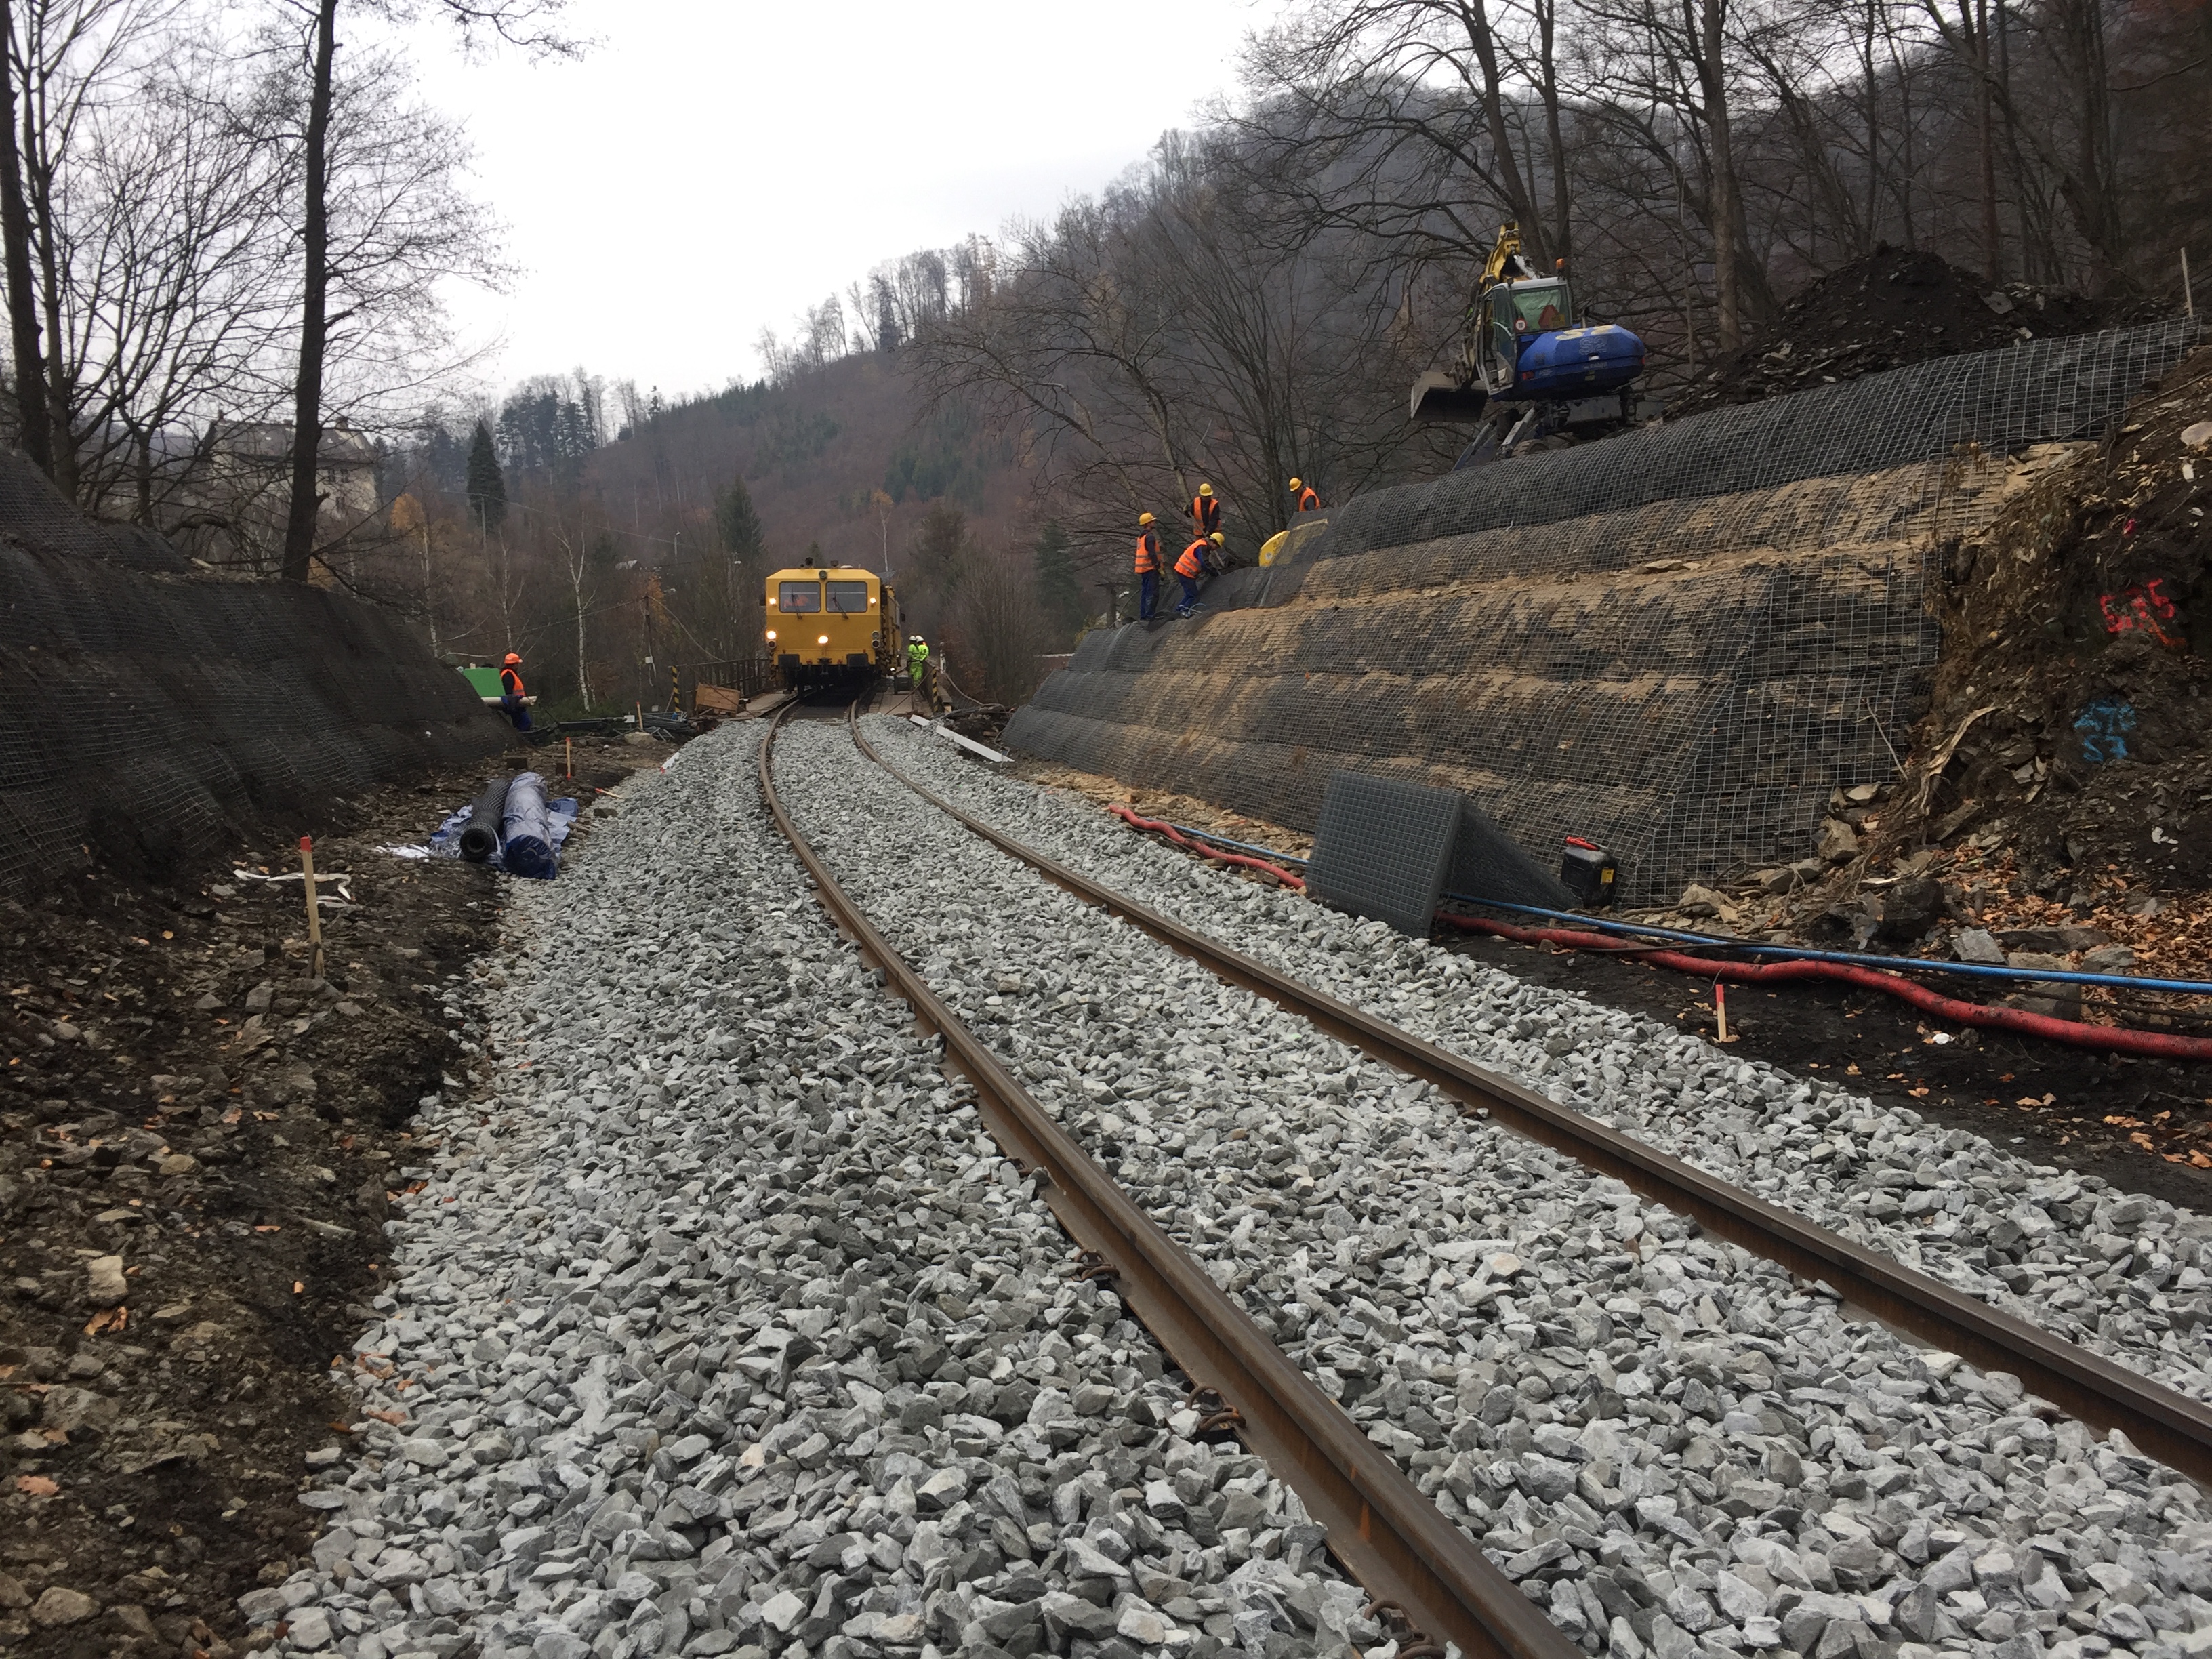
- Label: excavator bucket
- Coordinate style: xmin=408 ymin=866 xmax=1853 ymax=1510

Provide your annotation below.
xmin=1410 ymin=371 xmax=1490 ymax=423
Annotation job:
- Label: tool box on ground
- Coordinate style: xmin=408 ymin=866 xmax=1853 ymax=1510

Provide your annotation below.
xmin=1560 ymin=837 xmax=1618 ymax=907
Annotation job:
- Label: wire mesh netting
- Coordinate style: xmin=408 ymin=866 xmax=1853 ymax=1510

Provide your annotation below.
xmin=1307 ymin=771 xmax=1465 ymax=937
xmin=0 ymin=451 xmax=509 ymax=898
xmin=1008 ymin=321 xmax=2207 ymax=906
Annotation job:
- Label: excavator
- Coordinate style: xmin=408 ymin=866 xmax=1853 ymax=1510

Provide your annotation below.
xmin=1408 ymin=223 xmax=1657 ymax=465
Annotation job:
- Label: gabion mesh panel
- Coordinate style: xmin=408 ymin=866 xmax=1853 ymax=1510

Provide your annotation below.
xmin=0 ymin=449 xmax=508 ymax=897
xmin=1307 ymin=771 xmax=1463 ymax=937
xmin=1008 ymin=321 xmax=2206 ymax=905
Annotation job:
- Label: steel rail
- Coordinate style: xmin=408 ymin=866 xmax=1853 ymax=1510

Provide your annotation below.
xmin=844 ymin=710 xmax=2212 ymax=1489
xmin=757 ymin=703 xmax=1577 ymax=1659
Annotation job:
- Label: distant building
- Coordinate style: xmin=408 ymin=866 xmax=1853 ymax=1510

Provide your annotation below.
xmin=171 ymin=417 xmax=384 ymax=574
xmin=204 ymin=417 xmax=380 ymax=521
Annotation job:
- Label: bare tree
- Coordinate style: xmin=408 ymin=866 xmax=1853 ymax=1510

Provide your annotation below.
xmin=276 ymin=0 xmax=572 ymax=583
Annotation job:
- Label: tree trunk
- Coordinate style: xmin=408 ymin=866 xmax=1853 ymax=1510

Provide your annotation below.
xmin=1697 ymin=0 xmax=1742 ymax=351
xmin=1971 ymin=0 xmax=2001 ymax=281
xmin=281 ymin=0 xmax=337 ymax=584
xmin=0 ymin=0 xmax=48 ymax=473
xmin=24 ymin=83 xmax=69 ymax=495
xmin=1536 ymin=0 xmax=1572 ymax=264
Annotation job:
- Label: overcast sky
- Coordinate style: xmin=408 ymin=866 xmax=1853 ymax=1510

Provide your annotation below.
xmin=410 ymin=0 xmax=1287 ymax=401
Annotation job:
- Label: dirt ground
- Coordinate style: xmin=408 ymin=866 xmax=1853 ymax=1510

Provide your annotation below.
xmin=0 ymin=734 xmax=663 ymax=1659
xmin=1662 ymin=246 xmax=2157 ymax=419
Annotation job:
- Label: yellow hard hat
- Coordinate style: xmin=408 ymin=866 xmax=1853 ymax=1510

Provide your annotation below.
xmin=1209 ymin=532 xmax=1224 ymax=546
xmin=1197 ymin=483 xmax=1213 ymax=497
xmin=1138 ymin=511 xmax=1155 ymax=525
xmin=1288 ymin=477 xmax=1302 ymax=491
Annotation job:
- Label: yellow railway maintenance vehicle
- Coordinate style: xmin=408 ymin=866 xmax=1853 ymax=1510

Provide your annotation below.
xmin=764 ymin=558 xmax=904 ymax=693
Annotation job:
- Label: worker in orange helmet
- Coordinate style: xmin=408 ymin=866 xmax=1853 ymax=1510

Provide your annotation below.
xmin=497 ymin=652 xmax=531 ymax=732
xmin=1134 ymin=512 xmax=1163 ymax=621
xmin=1175 ymin=533 xmax=1220 ymax=619
xmin=1290 ymin=476 xmax=1319 ymax=513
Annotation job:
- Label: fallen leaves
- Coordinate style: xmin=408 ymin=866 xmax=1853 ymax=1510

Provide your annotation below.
xmin=14 ymin=1475 xmax=58 ymax=1496
xmin=82 ymin=1306 xmax=127 ymax=1336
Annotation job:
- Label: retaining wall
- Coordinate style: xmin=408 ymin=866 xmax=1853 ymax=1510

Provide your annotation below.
xmin=1008 ymin=321 xmax=2206 ymax=905
xmin=0 ymin=451 xmax=506 ymax=896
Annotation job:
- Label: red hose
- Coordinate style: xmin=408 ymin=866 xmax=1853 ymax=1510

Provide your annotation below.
xmin=1109 ymin=804 xmax=2212 ymax=1062
xmin=1111 ymin=805 xmax=1309 ymax=889
xmin=1435 ymin=912 xmax=2212 ymax=1061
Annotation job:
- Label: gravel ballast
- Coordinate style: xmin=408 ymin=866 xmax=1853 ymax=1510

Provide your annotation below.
xmin=857 ymin=718 xmax=2212 ymax=1408
xmin=768 ymin=716 xmax=2212 ymax=1659
xmin=253 ymin=724 xmax=1371 ymax=1659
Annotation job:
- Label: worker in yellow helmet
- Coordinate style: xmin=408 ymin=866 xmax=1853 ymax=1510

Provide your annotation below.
xmin=1290 ymin=476 xmax=1319 ymax=513
xmin=1175 ymin=532 xmax=1222 ymax=618
xmin=1133 ymin=511 xmax=1162 ymax=621
xmin=1190 ymin=482 xmax=1221 ymax=543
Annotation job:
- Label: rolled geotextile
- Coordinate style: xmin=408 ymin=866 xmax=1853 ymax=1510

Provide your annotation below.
xmin=459 ymin=775 xmax=512 ymax=861
xmin=499 ymin=771 xmax=558 ymax=879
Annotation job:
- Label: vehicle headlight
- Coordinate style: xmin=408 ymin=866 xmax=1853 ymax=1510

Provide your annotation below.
xmin=817 ymin=634 xmax=829 ymax=646
xmin=766 ymin=630 xmax=777 ymax=641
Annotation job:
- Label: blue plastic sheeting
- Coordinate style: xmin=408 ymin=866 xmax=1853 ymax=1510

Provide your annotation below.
xmin=426 ymin=781 xmax=578 ymax=879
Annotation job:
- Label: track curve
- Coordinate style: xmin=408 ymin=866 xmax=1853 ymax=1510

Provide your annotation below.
xmin=844 ymin=708 xmax=2212 ymax=1491
xmin=759 ymin=701 xmax=1578 ymax=1659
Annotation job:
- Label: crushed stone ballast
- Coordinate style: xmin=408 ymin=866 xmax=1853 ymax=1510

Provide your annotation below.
xmin=764 ymin=713 xmax=2212 ymax=1659
xmin=260 ymin=722 xmax=1382 ymax=1659
xmin=844 ymin=715 xmax=2212 ymax=1410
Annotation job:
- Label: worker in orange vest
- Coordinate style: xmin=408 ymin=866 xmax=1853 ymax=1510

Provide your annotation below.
xmin=1134 ymin=512 xmax=1162 ymax=621
xmin=1175 ymin=533 xmax=1219 ymax=618
xmin=1190 ymin=482 xmax=1221 ymax=544
xmin=1290 ymin=476 xmax=1319 ymax=513
xmin=498 ymin=652 xmax=531 ymax=731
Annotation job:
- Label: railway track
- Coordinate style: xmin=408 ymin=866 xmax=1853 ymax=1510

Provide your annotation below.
xmin=760 ymin=702 xmax=2212 ymax=1659
xmin=760 ymin=699 xmax=1576 ymax=1659
xmin=829 ymin=708 xmax=2212 ymax=1490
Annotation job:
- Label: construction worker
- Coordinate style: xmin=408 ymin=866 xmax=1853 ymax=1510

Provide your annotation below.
xmin=906 ymin=634 xmax=930 ymax=691
xmin=1190 ymin=482 xmax=1221 ymax=544
xmin=498 ymin=652 xmax=531 ymax=732
xmin=1134 ymin=512 xmax=1162 ymax=621
xmin=1175 ymin=533 xmax=1220 ymax=619
xmin=1290 ymin=476 xmax=1319 ymax=514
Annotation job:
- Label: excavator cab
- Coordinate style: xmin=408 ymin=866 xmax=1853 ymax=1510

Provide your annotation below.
xmin=1479 ymin=278 xmax=1576 ymax=394
xmin=1410 ymin=222 xmax=1645 ymax=438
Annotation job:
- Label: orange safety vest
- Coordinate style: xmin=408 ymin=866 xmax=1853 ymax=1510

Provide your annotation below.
xmin=1175 ymin=539 xmax=1206 ymax=579
xmin=1296 ymin=486 xmax=1319 ymax=512
xmin=1134 ymin=528 xmax=1159 ymax=573
xmin=500 ymin=665 xmax=525 ymax=697
xmin=1191 ymin=495 xmax=1220 ymax=535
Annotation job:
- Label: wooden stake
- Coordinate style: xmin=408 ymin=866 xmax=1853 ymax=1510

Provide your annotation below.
xmin=1714 ymin=980 xmax=1734 ymax=1043
xmin=565 ymin=735 xmax=573 ymax=780
xmin=2186 ymin=249 xmax=2196 ymax=319
xmin=300 ymin=834 xmax=325 ymax=981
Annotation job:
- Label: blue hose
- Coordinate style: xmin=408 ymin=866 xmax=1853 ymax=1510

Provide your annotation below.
xmin=1147 ymin=819 xmax=2210 ymax=999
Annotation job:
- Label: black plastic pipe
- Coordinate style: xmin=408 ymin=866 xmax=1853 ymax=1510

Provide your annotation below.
xmin=459 ymin=775 xmax=510 ymax=861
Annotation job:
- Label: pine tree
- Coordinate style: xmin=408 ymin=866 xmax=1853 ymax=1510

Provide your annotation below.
xmin=465 ymin=422 xmax=506 ymax=533
xmin=1033 ymin=520 xmax=1084 ymax=642
xmin=716 ymin=474 xmax=765 ymax=563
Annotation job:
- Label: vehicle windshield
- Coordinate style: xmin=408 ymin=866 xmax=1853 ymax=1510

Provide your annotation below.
xmin=777 ymin=581 xmax=821 ymax=613
xmin=826 ymin=581 xmax=871 ymax=613
xmin=1511 ymin=281 xmax=1572 ymax=332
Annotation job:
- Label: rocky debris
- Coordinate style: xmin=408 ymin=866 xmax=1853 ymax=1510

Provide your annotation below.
xmin=0 ymin=743 xmax=655 ymax=1659
xmin=267 ymin=723 xmax=1357 ymax=1659
xmin=1727 ymin=344 xmax=2212 ymax=1102
xmin=857 ymin=715 xmax=2212 ymax=1407
xmin=1664 ymin=248 xmax=2142 ymax=420
xmin=782 ymin=714 xmax=2212 ymax=1659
